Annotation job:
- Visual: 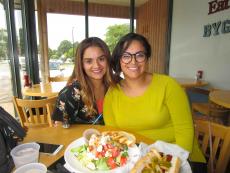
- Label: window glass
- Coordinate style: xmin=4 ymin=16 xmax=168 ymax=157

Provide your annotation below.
xmin=89 ymin=16 xmax=130 ymax=52
xmin=0 ymin=1 xmax=14 ymax=116
xmin=88 ymin=0 xmax=136 ymax=52
xmin=14 ymin=6 xmax=26 ymax=89
xmin=47 ymin=13 xmax=85 ymax=78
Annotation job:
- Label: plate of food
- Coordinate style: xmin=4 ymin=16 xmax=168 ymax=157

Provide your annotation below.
xmin=64 ymin=129 xmax=140 ymax=173
xmin=130 ymin=141 xmax=192 ymax=173
xmin=130 ymin=147 xmax=181 ymax=173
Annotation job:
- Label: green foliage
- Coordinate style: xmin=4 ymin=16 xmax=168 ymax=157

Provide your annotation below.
xmin=57 ymin=40 xmax=73 ymax=57
xmin=48 ymin=48 xmax=59 ymax=59
xmin=105 ymin=24 xmax=130 ymax=52
xmin=65 ymin=48 xmax=74 ymax=61
xmin=19 ymin=28 xmax=25 ymax=56
xmin=0 ymin=29 xmax=8 ymax=60
xmin=48 ymin=41 xmax=78 ymax=61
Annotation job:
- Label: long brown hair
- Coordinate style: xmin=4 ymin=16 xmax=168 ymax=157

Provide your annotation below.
xmin=68 ymin=37 xmax=115 ymax=116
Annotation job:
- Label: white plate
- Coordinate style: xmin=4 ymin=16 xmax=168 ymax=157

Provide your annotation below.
xmin=64 ymin=137 xmax=140 ymax=173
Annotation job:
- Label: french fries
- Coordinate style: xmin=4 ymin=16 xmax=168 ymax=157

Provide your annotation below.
xmin=102 ymin=131 xmax=136 ymax=147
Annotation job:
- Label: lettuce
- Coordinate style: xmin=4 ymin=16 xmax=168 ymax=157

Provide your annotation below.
xmin=94 ymin=158 xmax=110 ymax=170
xmin=71 ymin=144 xmax=87 ymax=153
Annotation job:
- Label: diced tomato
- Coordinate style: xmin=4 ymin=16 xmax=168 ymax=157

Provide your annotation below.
xmin=166 ymin=154 xmax=172 ymax=162
xmin=106 ymin=144 xmax=113 ymax=149
xmin=107 ymin=157 xmax=117 ymax=169
xmin=111 ymin=147 xmax=120 ymax=158
xmin=101 ymin=150 xmax=106 ymax=157
xmin=120 ymin=156 xmax=127 ymax=166
xmin=103 ymin=145 xmax=108 ymax=151
xmin=95 ymin=152 xmax=102 ymax=158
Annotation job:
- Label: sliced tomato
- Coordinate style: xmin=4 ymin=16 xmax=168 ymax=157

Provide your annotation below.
xmin=101 ymin=149 xmax=106 ymax=157
xmin=107 ymin=157 xmax=117 ymax=169
xmin=120 ymin=156 xmax=127 ymax=166
xmin=166 ymin=154 xmax=172 ymax=162
xmin=95 ymin=152 xmax=102 ymax=158
xmin=106 ymin=144 xmax=113 ymax=149
xmin=111 ymin=147 xmax=120 ymax=158
xmin=103 ymin=144 xmax=108 ymax=151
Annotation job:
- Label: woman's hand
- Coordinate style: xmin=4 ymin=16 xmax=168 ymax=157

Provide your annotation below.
xmin=53 ymin=121 xmax=62 ymax=127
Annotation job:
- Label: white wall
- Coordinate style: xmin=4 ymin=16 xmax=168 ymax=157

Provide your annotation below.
xmin=169 ymin=0 xmax=230 ymax=89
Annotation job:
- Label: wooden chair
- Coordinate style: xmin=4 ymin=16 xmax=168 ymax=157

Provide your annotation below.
xmin=12 ymin=96 xmax=57 ymax=128
xmin=48 ymin=76 xmax=69 ymax=82
xmin=194 ymin=119 xmax=230 ymax=173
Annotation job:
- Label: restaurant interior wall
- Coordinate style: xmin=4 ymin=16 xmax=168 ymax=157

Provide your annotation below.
xmin=169 ymin=0 xmax=230 ymax=89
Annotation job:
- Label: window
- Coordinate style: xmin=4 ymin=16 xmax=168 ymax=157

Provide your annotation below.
xmin=47 ymin=13 xmax=86 ymax=77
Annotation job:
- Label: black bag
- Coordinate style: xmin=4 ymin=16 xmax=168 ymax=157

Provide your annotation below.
xmin=0 ymin=106 xmax=26 ymax=173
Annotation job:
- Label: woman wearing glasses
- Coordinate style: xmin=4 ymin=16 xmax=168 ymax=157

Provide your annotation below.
xmin=52 ymin=37 xmax=115 ymax=128
xmin=103 ymin=33 xmax=206 ymax=171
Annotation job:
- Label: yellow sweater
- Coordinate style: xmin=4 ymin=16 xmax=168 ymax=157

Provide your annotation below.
xmin=103 ymin=74 xmax=206 ymax=162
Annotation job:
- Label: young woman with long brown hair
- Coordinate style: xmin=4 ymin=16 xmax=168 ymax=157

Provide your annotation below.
xmin=52 ymin=37 xmax=115 ymax=127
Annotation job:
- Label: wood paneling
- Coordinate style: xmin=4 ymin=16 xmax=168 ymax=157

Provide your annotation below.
xmin=137 ymin=0 xmax=169 ymax=74
xmin=37 ymin=0 xmax=49 ymax=83
xmin=44 ymin=0 xmax=130 ymax=19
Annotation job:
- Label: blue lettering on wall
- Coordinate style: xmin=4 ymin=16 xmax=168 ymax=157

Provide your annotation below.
xmin=203 ymin=19 xmax=230 ymax=37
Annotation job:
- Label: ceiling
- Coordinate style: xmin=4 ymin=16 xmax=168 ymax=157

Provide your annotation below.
xmin=13 ymin=0 xmax=150 ymax=10
xmin=70 ymin=0 xmax=149 ymax=7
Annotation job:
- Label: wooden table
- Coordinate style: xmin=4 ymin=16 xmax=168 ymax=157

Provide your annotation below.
xmin=209 ymin=90 xmax=230 ymax=109
xmin=209 ymin=90 xmax=230 ymax=126
xmin=23 ymin=82 xmax=66 ymax=97
xmin=174 ymin=77 xmax=208 ymax=88
xmin=22 ymin=125 xmax=153 ymax=167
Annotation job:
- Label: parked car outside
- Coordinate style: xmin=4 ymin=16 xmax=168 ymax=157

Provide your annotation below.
xmin=49 ymin=61 xmax=61 ymax=70
xmin=19 ymin=56 xmax=26 ymax=71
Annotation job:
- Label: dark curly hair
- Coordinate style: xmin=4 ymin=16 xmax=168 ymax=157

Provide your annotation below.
xmin=111 ymin=33 xmax=151 ymax=79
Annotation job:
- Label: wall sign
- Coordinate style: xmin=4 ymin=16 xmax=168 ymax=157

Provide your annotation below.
xmin=208 ymin=0 xmax=229 ymax=14
xmin=203 ymin=0 xmax=230 ymax=37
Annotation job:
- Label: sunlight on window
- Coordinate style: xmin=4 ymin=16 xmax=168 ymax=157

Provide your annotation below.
xmin=46 ymin=14 xmax=135 ymax=78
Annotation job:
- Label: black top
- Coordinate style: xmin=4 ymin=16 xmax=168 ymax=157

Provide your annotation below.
xmin=52 ymin=80 xmax=103 ymax=125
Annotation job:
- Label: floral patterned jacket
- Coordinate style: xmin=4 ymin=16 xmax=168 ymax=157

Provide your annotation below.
xmin=52 ymin=80 xmax=104 ymax=124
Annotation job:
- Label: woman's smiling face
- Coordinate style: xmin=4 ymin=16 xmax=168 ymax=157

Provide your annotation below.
xmin=82 ymin=46 xmax=107 ymax=82
xmin=120 ymin=40 xmax=147 ymax=80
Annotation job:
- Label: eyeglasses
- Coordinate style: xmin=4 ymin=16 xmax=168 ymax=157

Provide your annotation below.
xmin=121 ymin=51 xmax=146 ymax=64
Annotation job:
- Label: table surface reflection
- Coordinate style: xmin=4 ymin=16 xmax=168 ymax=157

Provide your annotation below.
xmin=209 ymin=90 xmax=230 ymax=108
xmin=23 ymin=82 xmax=66 ymax=97
xmin=174 ymin=77 xmax=208 ymax=88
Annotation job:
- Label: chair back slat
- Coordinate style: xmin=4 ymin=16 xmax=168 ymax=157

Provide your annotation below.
xmin=212 ymin=137 xmax=220 ymax=162
xmin=30 ymin=108 xmax=36 ymax=123
xmin=12 ymin=96 xmax=57 ymax=128
xmin=216 ymin=131 xmax=230 ymax=172
xmin=202 ymin=134 xmax=209 ymax=153
xmin=194 ymin=119 xmax=230 ymax=173
xmin=46 ymin=103 xmax=55 ymax=127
